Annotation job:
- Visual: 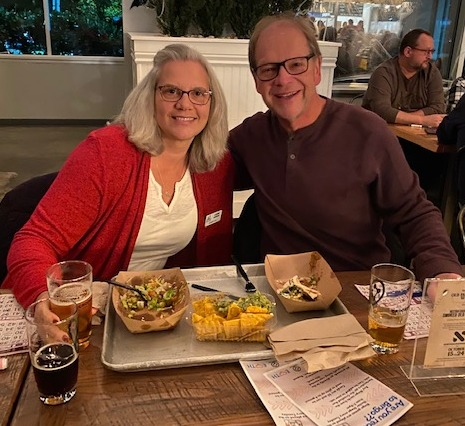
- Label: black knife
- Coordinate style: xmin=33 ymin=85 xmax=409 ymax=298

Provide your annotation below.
xmin=190 ymin=284 xmax=240 ymax=300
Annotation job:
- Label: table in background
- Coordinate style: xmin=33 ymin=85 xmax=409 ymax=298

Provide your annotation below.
xmin=388 ymin=124 xmax=457 ymax=234
xmin=388 ymin=124 xmax=455 ymax=154
xmin=8 ymin=271 xmax=465 ymax=425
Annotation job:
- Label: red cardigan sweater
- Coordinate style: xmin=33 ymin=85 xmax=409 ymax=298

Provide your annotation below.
xmin=3 ymin=125 xmax=233 ymax=307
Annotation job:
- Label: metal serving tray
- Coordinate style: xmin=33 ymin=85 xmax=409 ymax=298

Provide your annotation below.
xmin=101 ymin=264 xmax=348 ymax=372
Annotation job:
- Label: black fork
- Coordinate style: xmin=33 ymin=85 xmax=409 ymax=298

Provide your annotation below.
xmin=231 ymin=255 xmax=257 ymax=293
xmin=105 ymin=279 xmax=149 ymax=301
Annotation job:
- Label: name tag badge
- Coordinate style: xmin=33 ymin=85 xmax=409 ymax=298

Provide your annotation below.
xmin=205 ymin=210 xmax=222 ymax=227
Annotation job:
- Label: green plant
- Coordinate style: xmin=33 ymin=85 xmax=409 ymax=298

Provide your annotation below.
xmin=229 ymin=1 xmax=271 ymax=39
xmin=132 ymin=0 xmax=314 ymax=39
xmin=0 ymin=6 xmax=46 ymax=54
xmin=269 ymin=0 xmax=314 ymax=15
xmin=194 ymin=0 xmax=234 ymax=38
xmin=145 ymin=0 xmax=204 ymax=37
xmin=50 ymin=0 xmax=123 ymax=56
xmin=229 ymin=0 xmax=314 ymax=39
xmin=0 ymin=1 xmax=122 ymax=55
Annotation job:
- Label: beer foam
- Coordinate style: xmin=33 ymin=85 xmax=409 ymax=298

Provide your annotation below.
xmin=33 ymin=343 xmax=78 ymax=371
xmin=52 ymin=283 xmax=91 ymax=303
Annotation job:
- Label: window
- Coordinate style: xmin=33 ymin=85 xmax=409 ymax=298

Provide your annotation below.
xmin=310 ymin=1 xmax=464 ymax=85
xmin=0 ymin=0 xmax=123 ymax=56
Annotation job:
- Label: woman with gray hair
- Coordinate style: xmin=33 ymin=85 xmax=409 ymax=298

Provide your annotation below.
xmin=3 ymin=43 xmax=233 ymax=309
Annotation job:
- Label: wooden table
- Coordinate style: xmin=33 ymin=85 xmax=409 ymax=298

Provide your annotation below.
xmin=0 ymin=353 xmax=29 ymax=426
xmin=0 ymin=289 xmax=30 ymax=426
xmin=388 ymin=124 xmax=457 ymax=234
xmin=388 ymin=124 xmax=455 ymax=154
xmin=8 ymin=271 xmax=465 ymax=425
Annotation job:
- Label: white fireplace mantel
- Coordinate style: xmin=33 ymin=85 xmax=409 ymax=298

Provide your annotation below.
xmin=127 ymin=33 xmax=340 ymax=130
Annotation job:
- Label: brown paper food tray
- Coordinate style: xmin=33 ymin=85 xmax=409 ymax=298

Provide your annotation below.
xmin=265 ymin=252 xmax=342 ymax=312
xmin=101 ymin=264 xmax=348 ymax=372
xmin=112 ymin=268 xmax=189 ymax=333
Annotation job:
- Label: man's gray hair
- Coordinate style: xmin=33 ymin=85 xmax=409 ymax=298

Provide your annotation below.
xmin=249 ymin=12 xmax=321 ymax=72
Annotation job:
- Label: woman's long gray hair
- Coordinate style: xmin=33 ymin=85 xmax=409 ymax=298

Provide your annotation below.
xmin=113 ymin=44 xmax=228 ymax=172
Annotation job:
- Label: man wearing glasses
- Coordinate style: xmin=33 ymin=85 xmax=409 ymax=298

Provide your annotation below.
xmin=228 ymin=13 xmax=461 ymax=294
xmin=362 ymin=28 xmax=445 ymax=128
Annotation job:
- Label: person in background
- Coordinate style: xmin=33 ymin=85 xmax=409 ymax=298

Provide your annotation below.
xmin=446 ymin=76 xmax=465 ymax=113
xmin=316 ymin=20 xmax=325 ymax=38
xmin=380 ymin=31 xmax=400 ymax=58
xmin=228 ymin=12 xmax=461 ymax=299
xmin=308 ymin=16 xmax=318 ymax=37
xmin=2 ymin=43 xmax=233 ymax=308
xmin=320 ymin=26 xmax=337 ymax=42
xmin=338 ymin=21 xmax=347 ymax=35
xmin=337 ymin=18 xmax=358 ymax=76
xmin=437 ymin=94 xmax=465 ymax=205
xmin=356 ymin=20 xmax=364 ymax=33
xmin=362 ymin=28 xmax=445 ymax=128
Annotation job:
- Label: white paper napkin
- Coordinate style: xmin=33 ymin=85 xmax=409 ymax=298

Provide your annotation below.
xmin=91 ymin=281 xmax=109 ymax=325
xmin=268 ymin=313 xmax=376 ymax=372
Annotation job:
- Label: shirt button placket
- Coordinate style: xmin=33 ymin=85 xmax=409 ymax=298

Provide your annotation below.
xmin=288 ymin=135 xmax=296 ymax=161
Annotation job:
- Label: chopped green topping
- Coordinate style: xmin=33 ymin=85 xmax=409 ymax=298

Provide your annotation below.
xmin=120 ymin=276 xmax=185 ymax=317
xmin=236 ymin=291 xmax=274 ymax=312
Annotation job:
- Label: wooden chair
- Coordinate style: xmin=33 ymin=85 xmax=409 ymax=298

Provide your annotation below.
xmin=0 ymin=172 xmax=57 ymax=283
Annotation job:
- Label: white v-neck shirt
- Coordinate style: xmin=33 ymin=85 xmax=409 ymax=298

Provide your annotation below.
xmin=128 ymin=169 xmax=197 ymax=271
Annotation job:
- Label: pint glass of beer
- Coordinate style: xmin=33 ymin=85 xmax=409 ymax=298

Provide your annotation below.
xmin=368 ymin=263 xmax=415 ymax=354
xmin=25 ymin=298 xmax=79 ymax=405
xmin=47 ymin=260 xmax=93 ymax=348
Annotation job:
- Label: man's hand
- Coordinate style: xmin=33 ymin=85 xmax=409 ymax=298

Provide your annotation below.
xmin=421 ymin=114 xmax=446 ymax=128
xmin=426 ymin=273 xmax=462 ymax=302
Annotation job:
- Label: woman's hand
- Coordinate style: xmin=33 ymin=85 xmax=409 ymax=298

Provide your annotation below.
xmin=33 ymin=291 xmax=73 ymax=343
xmin=35 ymin=291 xmax=60 ymax=322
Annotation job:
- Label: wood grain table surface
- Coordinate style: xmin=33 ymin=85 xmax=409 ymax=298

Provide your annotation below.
xmin=0 ymin=353 xmax=29 ymax=426
xmin=6 ymin=271 xmax=465 ymax=426
xmin=388 ymin=124 xmax=456 ymax=154
xmin=0 ymin=289 xmax=29 ymax=426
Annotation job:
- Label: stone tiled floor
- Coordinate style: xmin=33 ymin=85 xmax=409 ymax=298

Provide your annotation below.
xmin=0 ymin=124 xmax=101 ymax=187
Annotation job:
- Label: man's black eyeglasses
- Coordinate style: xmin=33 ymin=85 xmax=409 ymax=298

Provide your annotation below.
xmin=254 ymin=53 xmax=316 ymax=82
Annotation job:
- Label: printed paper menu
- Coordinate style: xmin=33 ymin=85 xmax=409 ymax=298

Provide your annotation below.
xmin=0 ymin=293 xmax=28 ymax=356
xmin=240 ymin=358 xmax=316 ymax=426
xmin=264 ymin=359 xmax=412 ymax=426
xmin=424 ymin=279 xmax=465 ymax=368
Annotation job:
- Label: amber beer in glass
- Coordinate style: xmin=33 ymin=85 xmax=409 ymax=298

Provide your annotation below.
xmin=25 ymin=298 xmax=79 ymax=405
xmin=47 ymin=260 xmax=93 ymax=348
xmin=368 ymin=263 xmax=415 ymax=354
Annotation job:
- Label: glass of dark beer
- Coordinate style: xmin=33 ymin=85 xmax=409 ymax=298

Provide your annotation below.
xmin=25 ymin=298 xmax=79 ymax=405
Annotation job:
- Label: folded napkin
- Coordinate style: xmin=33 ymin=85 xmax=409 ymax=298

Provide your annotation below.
xmin=91 ymin=281 xmax=110 ymax=325
xmin=268 ymin=313 xmax=376 ymax=372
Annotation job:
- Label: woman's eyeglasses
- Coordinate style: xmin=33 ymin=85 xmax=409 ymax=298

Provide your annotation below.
xmin=254 ymin=53 xmax=315 ymax=81
xmin=158 ymin=85 xmax=212 ymax=105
